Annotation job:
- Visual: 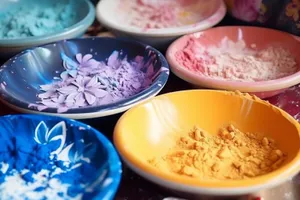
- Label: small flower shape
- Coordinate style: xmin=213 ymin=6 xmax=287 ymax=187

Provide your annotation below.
xmin=61 ymin=53 xmax=99 ymax=79
xmin=34 ymin=121 xmax=67 ymax=155
xmin=76 ymin=53 xmax=99 ymax=69
xmin=58 ymin=75 xmax=108 ymax=106
xmin=286 ymin=0 xmax=300 ymax=21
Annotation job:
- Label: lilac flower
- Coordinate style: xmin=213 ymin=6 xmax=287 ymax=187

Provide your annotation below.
xmin=33 ymin=52 xmax=157 ymax=113
xmin=61 ymin=53 xmax=99 ymax=79
xmin=76 ymin=54 xmax=99 ymax=68
xmin=39 ymin=94 xmax=69 ymax=113
xmin=58 ymin=75 xmax=108 ymax=106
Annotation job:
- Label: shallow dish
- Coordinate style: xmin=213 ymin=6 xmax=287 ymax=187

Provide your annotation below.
xmin=0 ymin=37 xmax=169 ymax=119
xmin=114 ymin=90 xmax=300 ymax=197
xmin=166 ymin=26 xmax=300 ymax=99
xmin=96 ymin=0 xmax=226 ymax=49
xmin=0 ymin=114 xmax=121 ymax=199
xmin=0 ymin=0 xmax=95 ymax=58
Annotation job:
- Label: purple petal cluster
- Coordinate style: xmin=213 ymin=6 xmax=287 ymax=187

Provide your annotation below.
xmin=34 ymin=51 xmax=156 ymax=113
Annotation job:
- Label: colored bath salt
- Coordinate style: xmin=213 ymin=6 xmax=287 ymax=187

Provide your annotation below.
xmin=118 ymin=0 xmax=207 ymax=29
xmin=0 ymin=121 xmax=98 ymax=199
xmin=175 ymin=37 xmax=298 ymax=82
xmin=0 ymin=1 xmax=78 ymax=39
xmin=149 ymin=124 xmax=286 ymax=180
xmin=32 ymin=51 xmax=155 ymax=113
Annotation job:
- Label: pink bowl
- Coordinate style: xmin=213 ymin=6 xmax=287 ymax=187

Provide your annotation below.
xmin=166 ymin=26 xmax=300 ymax=98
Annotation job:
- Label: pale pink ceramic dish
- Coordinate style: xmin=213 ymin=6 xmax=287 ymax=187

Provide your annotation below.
xmin=166 ymin=26 xmax=300 ymax=99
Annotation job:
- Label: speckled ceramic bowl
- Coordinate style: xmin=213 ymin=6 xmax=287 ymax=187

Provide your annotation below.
xmin=0 ymin=37 xmax=169 ymax=119
xmin=114 ymin=90 xmax=300 ymax=198
xmin=166 ymin=26 xmax=300 ymax=99
xmin=0 ymin=114 xmax=121 ymax=200
xmin=0 ymin=0 xmax=95 ymax=59
xmin=96 ymin=0 xmax=226 ymax=50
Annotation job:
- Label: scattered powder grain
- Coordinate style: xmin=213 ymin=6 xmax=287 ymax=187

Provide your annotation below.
xmin=118 ymin=0 xmax=204 ymax=29
xmin=149 ymin=124 xmax=286 ymax=180
xmin=175 ymin=37 xmax=298 ymax=82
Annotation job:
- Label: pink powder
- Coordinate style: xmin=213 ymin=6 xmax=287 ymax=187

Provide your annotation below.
xmin=175 ymin=37 xmax=299 ymax=82
xmin=119 ymin=0 xmax=206 ymax=29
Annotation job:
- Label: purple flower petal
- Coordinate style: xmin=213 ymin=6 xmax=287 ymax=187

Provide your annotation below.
xmin=58 ymin=85 xmax=78 ymax=94
xmin=60 ymin=71 xmax=69 ymax=80
xmin=69 ymin=69 xmax=78 ymax=78
xmin=86 ymin=76 xmax=99 ymax=88
xmin=76 ymin=54 xmax=83 ymax=63
xmin=91 ymin=88 xmax=108 ymax=98
xmin=37 ymin=105 xmax=48 ymax=111
xmin=75 ymin=93 xmax=86 ymax=107
xmin=82 ymin=54 xmax=93 ymax=63
xmin=84 ymin=92 xmax=96 ymax=105
xmin=40 ymin=84 xmax=53 ymax=91
xmin=57 ymin=94 xmax=66 ymax=103
xmin=81 ymin=59 xmax=99 ymax=69
xmin=63 ymin=60 xmax=72 ymax=70
xmin=107 ymin=51 xmax=119 ymax=66
xmin=38 ymin=91 xmax=54 ymax=99
xmin=57 ymin=106 xmax=69 ymax=113
xmin=41 ymin=100 xmax=58 ymax=107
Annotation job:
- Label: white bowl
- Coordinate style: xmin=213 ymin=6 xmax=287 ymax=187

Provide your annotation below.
xmin=96 ymin=0 xmax=226 ymax=49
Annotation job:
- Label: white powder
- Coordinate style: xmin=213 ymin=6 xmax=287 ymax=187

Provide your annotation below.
xmin=176 ymin=37 xmax=299 ymax=82
xmin=0 ymin=168 xmax=82 ymax=200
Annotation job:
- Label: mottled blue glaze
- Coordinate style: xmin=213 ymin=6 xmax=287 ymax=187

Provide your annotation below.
xmin=0 ymin=0 xmax=95 ymax=59
xmin=0 ymin=37 xmax=169 ymax=115
xmin=0 ymin=114 xmax=122 ymax=200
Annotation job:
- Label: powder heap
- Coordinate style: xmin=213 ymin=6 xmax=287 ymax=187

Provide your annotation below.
xmin=0 ymin=1 xmax=78 ymax=39
xmin=0 ymin=121 xmax=98 ymax=199
xmin=31 ymin=51 xmax=156 ymax=113
xmin=175 ymin=37 xmax=298 ymax=82
xmin=120 ymin=0 xmax=201 ymax=29
xmin=149 ymin=124 xmax=286 ymax=180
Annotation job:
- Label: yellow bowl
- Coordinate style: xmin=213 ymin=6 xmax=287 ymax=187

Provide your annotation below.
xmin=114 ymin=90 xmax=300 ymax=196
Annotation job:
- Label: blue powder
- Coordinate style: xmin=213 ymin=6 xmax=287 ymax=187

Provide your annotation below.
xmin=0 ymin=130 xmax=99 ymax=199
xmin=0 ymin=1 xmax=79 ymax=39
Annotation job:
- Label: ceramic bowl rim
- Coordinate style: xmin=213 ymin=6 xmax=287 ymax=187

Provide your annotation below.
xmin=0 ymin=37 xmax=170 ymax=118
xmin=0 ymin=0 xmax=95 ymax=47
xmin=96 ymin=0 xmax=226 ymax=37
xmin=166 ymin=26 xmax=300 ymax=93
xmin=0 ymin=113 xmax=122 ymax=199
xmin=113 ymin=89 xmax=300 ymax=195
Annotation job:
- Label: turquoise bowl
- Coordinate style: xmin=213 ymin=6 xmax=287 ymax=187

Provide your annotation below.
xmin=0 ymin=0 xmax=95 ymax=59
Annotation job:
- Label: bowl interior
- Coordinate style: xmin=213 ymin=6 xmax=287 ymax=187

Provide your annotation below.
xmin=114 ymin=90 xmax=300 ymax=188
xmin=167 ymin=27 xmax=300 ymax=92
xmin=0 ymin=37 xmax=168 ymax=115
xmin=0 ymin=114 xmax=121 ymax=199
xmin=97 ymin=0 xmax=226 ymax=36
xmin=0 ymin=0 xmax=89 ymax=40
xmin=169 ymin=26 xmax=300 ymax=68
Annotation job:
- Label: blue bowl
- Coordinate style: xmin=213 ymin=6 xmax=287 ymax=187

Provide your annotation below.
xmin=0 ymin=0 xmax=95 ymax=59
xmin=0 ymin=114 xmax=121 ymax=200
xmin=0 ymin=37 xmax=169 ymax=119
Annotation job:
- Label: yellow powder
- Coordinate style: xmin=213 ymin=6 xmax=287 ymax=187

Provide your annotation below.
xmin=149 ymin=124 xmax=286 ymax=180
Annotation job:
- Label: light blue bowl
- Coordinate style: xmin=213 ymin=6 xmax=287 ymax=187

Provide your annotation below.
xmin=0 ymin=0 xmax=95 ymax=59
xmin=0 ymin=114 xmax=122 ymax=200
